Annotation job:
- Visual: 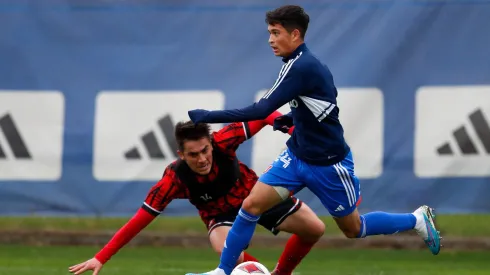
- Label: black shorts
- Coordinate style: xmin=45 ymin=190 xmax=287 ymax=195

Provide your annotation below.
xmin=207 ymin=197 xmax=302 ymax=235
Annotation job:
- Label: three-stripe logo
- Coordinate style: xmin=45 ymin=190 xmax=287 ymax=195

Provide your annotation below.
xmin=93 ymin=91 xmax=225 ymax=181
xmin=0 ymin=113 xmax=31 ymax=159
xmin=124 ymin=114 xmax=178 ymax=160
xmin=415 ymin=86 xmax=490 ymax=177
xmin=0 ymin=91 xmax=64 ymax=180
xmin=436 ymin=109 xmax=490 ymax=156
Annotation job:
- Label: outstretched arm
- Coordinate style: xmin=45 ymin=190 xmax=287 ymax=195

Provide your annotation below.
xmin=68 ymin=169 xmax=187 ymax=275
xmin=247 ymin=110 xmax=294 ymax=138
xmin=189 ymin=64 xmax=304 ymax=124
xmin=213 ymin=110 xmax=294 ymax=153
xmin=93 ymin=208 xmax=156 ymax=264
xmin=68 ymin=208 xmax=157 ymax=275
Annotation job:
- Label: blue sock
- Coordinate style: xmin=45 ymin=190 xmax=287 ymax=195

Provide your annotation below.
xmin=357 ymin=212 xmax=416 ymax=238
xmin=218 ymin=208 xmax=260 ymax=274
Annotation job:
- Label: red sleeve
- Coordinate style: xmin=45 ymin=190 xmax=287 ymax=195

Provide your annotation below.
xmin=94 ymin=208 xmax=155 ymax=264
xmin=142 ymin=165 xmax=189 ymax=216
xmin=94 ymin=166 xmax=188 ymax=264
xmin=213 ymin=110 xmax=287 ymax=153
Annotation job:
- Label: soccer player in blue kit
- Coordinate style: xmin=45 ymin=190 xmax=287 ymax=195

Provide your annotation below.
xmin=186 ymin=5 xmax=441 ymax=275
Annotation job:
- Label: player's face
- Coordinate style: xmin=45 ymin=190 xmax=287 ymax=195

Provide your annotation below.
xmin=179 ymin=137 xmax=213 ymax=175
xmin=268 ymin=23 xmax=301 ymax=57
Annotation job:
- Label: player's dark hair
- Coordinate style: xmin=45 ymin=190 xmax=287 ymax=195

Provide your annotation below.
xmin=265 ymin=5 xmax=310 ymax=39
xmin=174 ymin=120 xmax=212 ymax=151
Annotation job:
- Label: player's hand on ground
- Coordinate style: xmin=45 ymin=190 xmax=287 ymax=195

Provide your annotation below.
xmin=273 ymin=114 xmax=294 ymax=133
xmin=69 ymin=258 xmax=103 ymax=275
xmin=188 ymin=109 xmax=210 ymax=124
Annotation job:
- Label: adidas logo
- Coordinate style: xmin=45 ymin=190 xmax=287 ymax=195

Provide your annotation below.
xmin=436 ymin=108 xmax=490 ymax=156
xmin=0 ymin=113 xmax=31 ymax=159
xmin=124 ymin=114 xmax=178 ymax=160
xmin=335 ymin=205 xmax=345 ymax=212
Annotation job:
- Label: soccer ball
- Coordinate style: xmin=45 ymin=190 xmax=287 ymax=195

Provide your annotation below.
xmin=231 ymin=261 xmax=271 ymax=275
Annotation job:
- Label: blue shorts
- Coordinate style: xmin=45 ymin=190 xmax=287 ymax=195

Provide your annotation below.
xmin=259 ymin=148 xmax=361 ymax=217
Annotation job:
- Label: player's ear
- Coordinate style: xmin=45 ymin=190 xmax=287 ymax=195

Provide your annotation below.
xmin=291 ymin=28 xmax=301 ymax=41
xmin=177 ymin=150 xmax=185 ymax=160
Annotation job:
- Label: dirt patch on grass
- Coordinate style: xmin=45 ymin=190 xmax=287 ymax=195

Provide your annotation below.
xmin=1 ymin=230 xmax=489 ymax=251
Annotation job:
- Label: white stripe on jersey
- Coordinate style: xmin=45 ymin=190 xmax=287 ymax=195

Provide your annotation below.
xmin=267 ymin=61 xmax=290 ymax=97
xmin=263 ymin=59 xmax=293 ymax=99
xmin=263 ymin=52 xmax=303 ymax=99
xmin=241 ymin=122 xmax=248 ymax=139
xmin=143 ymin=202 xmax=161 ymax=214
xmin=299 ymin=95 xmax=336 ymax=121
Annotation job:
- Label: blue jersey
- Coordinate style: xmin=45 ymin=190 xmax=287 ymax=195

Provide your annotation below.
xmin=191 ymin=43 xmax=350 ymax=166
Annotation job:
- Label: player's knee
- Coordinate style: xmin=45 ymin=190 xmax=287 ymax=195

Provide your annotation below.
xmin=312 ymin=218 xmax=326 ymax=239
xmin=214 ymin=245 xmax=224 ymax=254
xmin=302 ymin=217 xmax=325 ymax=242
xmin=241 ymin=196 xmax=264 ymax=216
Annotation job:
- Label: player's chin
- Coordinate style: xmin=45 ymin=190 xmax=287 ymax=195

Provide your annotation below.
xmin=196 ymin=166 xmax=212 ymax=175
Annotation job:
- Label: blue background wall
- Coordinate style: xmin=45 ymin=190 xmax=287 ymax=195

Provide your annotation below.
xmin=0 ymin=0 xmax=489 ymax=216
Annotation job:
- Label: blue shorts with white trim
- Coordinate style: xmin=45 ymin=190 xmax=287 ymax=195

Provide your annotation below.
xmin=259 ymin=148 xmax=361 ymax=217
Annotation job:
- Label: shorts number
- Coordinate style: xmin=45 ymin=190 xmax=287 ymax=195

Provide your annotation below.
xmin=275 ymin=150 xmax=292 ymax=168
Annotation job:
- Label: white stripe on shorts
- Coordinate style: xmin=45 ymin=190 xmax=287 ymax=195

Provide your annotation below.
xmin=274 ymin=198 xmax=300 ymax=227
xmin=333 ymin=163 xmax=356 ymax=207
xmin=208 ymin=221 xmax=234 ymax=234
xmin=338 ymin=163 xmax=357 ymax=206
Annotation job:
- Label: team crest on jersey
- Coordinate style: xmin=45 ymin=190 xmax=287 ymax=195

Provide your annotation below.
xmin=200 ymin=193 xmax=213 ymax=201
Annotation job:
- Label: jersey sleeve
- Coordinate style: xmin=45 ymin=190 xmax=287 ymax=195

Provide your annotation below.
xmin=194 ymin=59 xmax=306 ymax=123
xmin=142 ymin=165 xmax=189 ymax=216
xmin=92 ymin=165 xmax=189 ymax=264
xmin=212 ymin=122 xmax=251 ymax=154
xmin=212 ymin=110 xmax=288 ymax=154
xmin=94 ymin=208 xmax=155 ymax=264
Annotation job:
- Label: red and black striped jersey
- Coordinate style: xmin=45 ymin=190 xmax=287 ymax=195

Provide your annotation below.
xmin=142 ymin=121 xmax=263 ymax=227
xmin=93 ymin=111 xmax=291 ymax=264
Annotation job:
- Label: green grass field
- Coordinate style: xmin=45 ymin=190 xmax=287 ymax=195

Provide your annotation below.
xmin=1 ymin=215 xmax=489 ymax=275
xmin=1 ymin=245 xmax=489 ymax=275
xmin=2 ymin=214 xmax=490 ymax=236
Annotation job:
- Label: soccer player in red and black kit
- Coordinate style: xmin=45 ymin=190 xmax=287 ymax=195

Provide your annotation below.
xmin=69 ymin=110 xmax=325 ymax=275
